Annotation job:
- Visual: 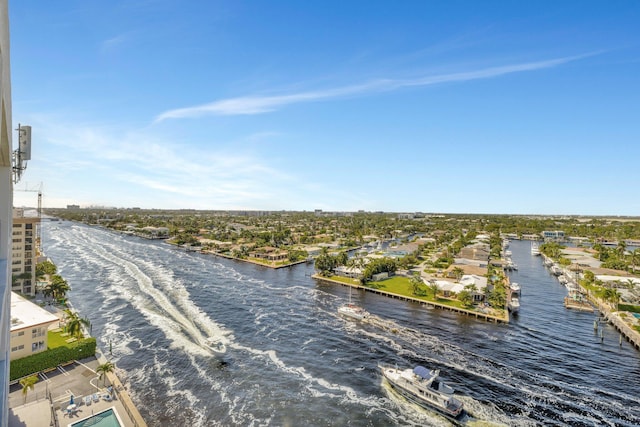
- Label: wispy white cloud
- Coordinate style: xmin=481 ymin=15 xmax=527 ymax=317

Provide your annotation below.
xmin=155 ymin=53 xmax=596 ymax=121
xmin=20 ymin=115 xmax=294 ymax=209
xmin=101 ymin=34 xmax=128 ymax=52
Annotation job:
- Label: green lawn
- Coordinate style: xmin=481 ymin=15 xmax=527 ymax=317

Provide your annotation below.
xmin=367 ymin=276 xmax=468 ymax=309
xmin=47 ymin=329 xmax=68 ymax=349
xmin=326 ymin=275 xmax=360 ymax=285
xmin=327 ymin=274 xmax=469 ymax=310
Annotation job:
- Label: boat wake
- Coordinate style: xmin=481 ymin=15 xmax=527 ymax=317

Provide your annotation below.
xmin=59 ymin=226 xmax=233 ymax=357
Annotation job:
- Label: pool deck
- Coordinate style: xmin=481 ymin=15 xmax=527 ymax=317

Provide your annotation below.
xmin=8 ymin=355 xmax=143 ymax=427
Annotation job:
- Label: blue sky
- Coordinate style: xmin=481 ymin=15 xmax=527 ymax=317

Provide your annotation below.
xmin=9 ymin=1 xmax=640 ymax=215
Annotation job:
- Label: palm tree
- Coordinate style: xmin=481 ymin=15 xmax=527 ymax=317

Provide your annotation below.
xmin=451 ymin=267 xmax=464 ymax=281
xmin=617 ymin=240 xmax=627 ymax=260
xmin=64 ymin=309 xmax=90 ymax=339
xmin=20 ymin=375 xmax=38 ymax=403
xmin=631 ymin=249 xmax=640 ymax=273
xmin=611 ymin=289 xmax=622 ymax=311
xmin=96 ymin=361 xmax=115 ymax=386
xmin=45 ymin=275 xmax=71 ymax=300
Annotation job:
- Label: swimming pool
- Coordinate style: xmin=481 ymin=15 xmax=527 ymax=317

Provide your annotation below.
xmin=70 ymin=408 xmax=123 ymax=427
xmin=633 ymin=313 xmax=640 ymax=319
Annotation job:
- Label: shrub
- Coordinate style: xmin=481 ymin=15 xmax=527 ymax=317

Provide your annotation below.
xmin=10 ymin=338 xmax=96 ymax=381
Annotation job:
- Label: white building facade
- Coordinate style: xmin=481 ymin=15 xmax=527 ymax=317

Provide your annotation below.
xmin=0 ymin=0 xmax=13 ymax=424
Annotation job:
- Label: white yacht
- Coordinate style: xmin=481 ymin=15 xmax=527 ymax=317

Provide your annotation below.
xmin=531 ymin=242 xmax=541 ymax=256
xmin=380 ymin=365 xmax=465 ymax=421
xmin=508 ymin=282 xmax=521 ymax=314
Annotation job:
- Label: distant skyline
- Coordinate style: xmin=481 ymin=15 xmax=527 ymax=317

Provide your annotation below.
xmin=9 ymin=1 xmax=640 ymax=215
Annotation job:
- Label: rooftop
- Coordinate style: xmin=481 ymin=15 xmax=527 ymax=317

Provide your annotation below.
xmin=10 ymin=292 xmax=59 ymax=331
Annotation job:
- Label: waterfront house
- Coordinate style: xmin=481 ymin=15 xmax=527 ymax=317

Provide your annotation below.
xmin=542 ymin=230 xmax=565 ymax=241
xmin=250 ymin=246 xmax=288 ymax=262
xmin=140 ymin=226 xmax=169 ymax=239
xmin=458 ymin=243 xmax=490 ymax=262
xmin=334 ymin=265 xmax=363 ymax=279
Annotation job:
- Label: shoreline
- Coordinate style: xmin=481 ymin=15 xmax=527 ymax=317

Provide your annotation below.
xmin=201 ymin=249 xmax=309 ymax=269
xmin=313 ymin=274 xmax=509 ymax=324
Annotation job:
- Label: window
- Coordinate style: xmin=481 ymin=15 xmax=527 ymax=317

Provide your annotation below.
xmin=18 ymin=331 xmax=24 ymax=336
xmin=25 ymin=223 xmax=33 ymax=229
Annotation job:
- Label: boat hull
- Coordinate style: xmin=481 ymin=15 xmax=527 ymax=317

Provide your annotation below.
xmin=338 ymin=304 xmax=368 ymax=320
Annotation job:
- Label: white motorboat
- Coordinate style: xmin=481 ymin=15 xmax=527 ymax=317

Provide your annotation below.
xmin=204 ymin=337 xmax=226 ymax=353
xmin=380 ymin=365 xmax=465 ymax=420
xmin=508 ymin=297 xmax=520 ymax=313
xmin=508 ymin=282 xmax=521 ymax=314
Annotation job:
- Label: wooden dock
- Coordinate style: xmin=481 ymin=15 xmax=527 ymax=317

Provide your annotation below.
xmin=564 ymin=296 xmax=594 ymax=312
xmin=313 ymin=275 xmax=509 ymax=324
xmin=591 ymin=299 xmax=640 ymax=351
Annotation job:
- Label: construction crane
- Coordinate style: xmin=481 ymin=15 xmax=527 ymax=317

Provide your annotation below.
xmin=15 ymin=181 xmax=43 ymax=250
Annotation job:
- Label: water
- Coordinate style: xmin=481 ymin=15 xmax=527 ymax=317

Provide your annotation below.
xmin=42 ymin=221 xmax=640 ymax=426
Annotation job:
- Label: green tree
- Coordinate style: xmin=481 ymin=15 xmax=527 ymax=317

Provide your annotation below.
xmin=336 ymin=251 xmax=349 ymax=267
xmin=96 ymin=361 xmax=115 ymax=386
xmin=409 ymin=275 xmax=423 ymax=296
xmin=617 ymin=241 xmax=627 ymax=260
xmin=488 ymin=286 xmax=506 ymax=309
xmin=631 ymin=249 xmax=640 ymax=273
xmin=457 ymin=289 xmax=474 ymax=308
xmin=428 ymin=280 xmax=439 ymax=299
xmin=315 ymin=253 xmax=337 ymax=276
xmin=452 ymin=267 xmax=464 ymax=281
xmin=35 ymin=260 xmax=57 ymax=279
xmin=44 ymin=275 xmax=71 ymax=300
xmin=64 ymin=309 xmax=91 ymax=339
xmin=20 ymin=375 xmax=38 ymax=404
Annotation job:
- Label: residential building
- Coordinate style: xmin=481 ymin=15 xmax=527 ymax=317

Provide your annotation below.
xmin=542 ymin=230 xmax=565 ymax=241
xmin=458 ymin=243 xmax=490 ymax=262
xmin=249 ymin=246 xmax=288 ymax=262
xmin=1 ymin=1 xmax=13 ymax=423
xmin=9 ymin=292 xmax=59 ymax=361
xmin=11 ymin=209 xmax=40 ymax=296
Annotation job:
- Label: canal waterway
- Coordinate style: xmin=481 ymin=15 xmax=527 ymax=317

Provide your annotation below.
xmin=42 ymin=221 xmax=640 ymax=426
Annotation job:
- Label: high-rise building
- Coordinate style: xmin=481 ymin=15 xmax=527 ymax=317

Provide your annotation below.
xmin=0 ymin=0 xmax=13 ymax=424
xmin=11 ymin=209 xmax=40 ymax=296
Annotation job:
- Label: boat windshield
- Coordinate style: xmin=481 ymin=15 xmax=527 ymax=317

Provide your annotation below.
xmin=413 ymin=366 xmax=433 ymax=379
